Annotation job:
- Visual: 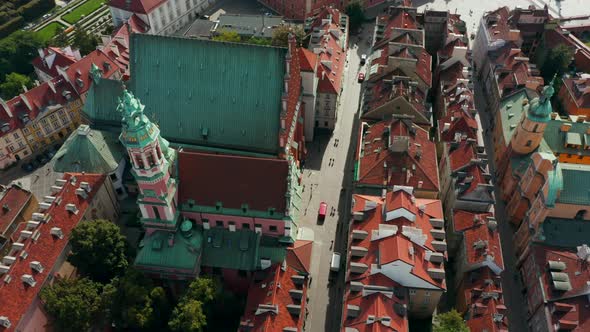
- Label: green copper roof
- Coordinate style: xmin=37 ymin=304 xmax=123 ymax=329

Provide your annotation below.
xmin=83 ymin=78 xmax=125 ymax=126
xmin=527 ymin=84 xmax=554 ymax=122
xmin=53 ymin=125 xmax=125 ymax=174
xmin=545 ymin=160 xmax=562 ymax=207
xmin=556 ymin=163 xmax=590 ymax=205
xmin=200 ymin=227 xmax=286 ymax=271
xmin=135 ymin=228 xmax=202 ymax=271
xmin=128 ymin=34 xmax=287 ymax=154
xmin=499 ymin=89 xmax=532 ymax=145
xmin=543 ymin=119 xmax=590 ymax=156
xmin=540 ymin=217 xmax=590 ymax=248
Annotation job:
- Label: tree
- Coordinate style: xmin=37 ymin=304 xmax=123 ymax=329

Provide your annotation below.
xmin=168 ymin=277 xmax=218 ymax=332
xmin=433 ymin=310 xmax=469 ymax=332
xmin=0 ymin=72 xmax=32 ymax=99
xmin=212 ymin=29 xmax=242 ymax=43
xmin=168 ymin=300 xmax=207 ymax=332
xmin=541 ymin=44 xmax=574 ymax=82
xmin=52 ymin=25 xmax=69 ymax=47
xmin=346 ymin=2 xmax=365 ymax=32
xmin=271 ymin=24 xmax=306 ymax=47
xmin=68 ymin=220 xmax=128 ymax=283
xmin=40 ymin=278 xmax=105 ymax=332
xmin=247 ymin=36 xmax=272 ymax=46
xmin=105 ymin=268 xmax=171 ymax=331
xmin=72 ymin=24 xmax=99 ymax=55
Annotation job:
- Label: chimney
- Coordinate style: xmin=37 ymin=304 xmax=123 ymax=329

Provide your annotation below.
xmin=21 ymin=274 xmax=36 ymax=287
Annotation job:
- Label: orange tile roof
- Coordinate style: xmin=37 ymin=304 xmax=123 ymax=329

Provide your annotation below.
xmin=357 ymin=117 xmax=439 ymax=193
xmin=239 ymin=240 xmax=311 ymax=332
xmin=0 ymin=173 xmax=106 ymax=331
xmin=299 ymin=48 xmax=317 ymax=72
xmin=0 ymin=186 xmax=33 ymax=236
xmin=109 ymin=0 xmax=166 ymax=14
xmin=459 ymin=267 xmax=509 ymax=332
xmin=348 ymin=192 xmax=445 ymax=290
xmin=31 ymin=47 xmax=80 ymax=79
xmin=64 ymin=49 xmax=122 ymax=95
xmin=343 ymin=291 xmax=408 ymax=332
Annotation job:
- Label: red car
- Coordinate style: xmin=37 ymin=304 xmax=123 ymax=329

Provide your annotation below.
xmin=358 ymin=72 xmax=365 ymax=83
xmin=318 ymin=202 xmax=327 ymax=221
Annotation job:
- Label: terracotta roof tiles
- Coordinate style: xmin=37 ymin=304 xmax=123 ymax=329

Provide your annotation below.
xmin=0 ymin=186 xmax=32 ymax=236
xmin=108 ymin=0 xmax=166 ymax=14
xmin=0 ymin=173 xmax=105 ymax=331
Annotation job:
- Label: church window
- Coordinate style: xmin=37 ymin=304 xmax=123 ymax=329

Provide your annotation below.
xmin=216 ymin=220 xmax=223 ymax=227
xmin=152 ymin=206 xmax=161 ymax=220
xmin=533 ymin=124 xmax=539 ymax=132
xmin=269 ymin=225 xmax=278 ymax=232
xmin=575 ymin=210 xmax=587 ymax=219
xmin=526 ymin=140 xmax=532 ymax=147
xmin=242 ymin=223 xmax=250 ymax=229
xmin=136 ymin=155 xmax=144 ymax=169
xmin=146 ymin=154 xmax=155 ymax=167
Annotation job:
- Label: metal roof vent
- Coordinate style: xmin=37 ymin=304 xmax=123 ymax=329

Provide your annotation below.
xmin=22 ymin=274 xmax=36 ymax=287
xmin=0 ymin=316 xmax=11 ymax=328
xmin=50 ymin=227 xmax=64 ymax=239
xmin=76 ymin=188 xmax=88 ymax=199
xmin=80 ymin=181 xmax=92 ymax=192
xmin=65 ymin=203 xmax=79 ymax=215
xmin=548 ymin=260 xmax=566 ymax=271
xmin=30 ymin=261 xmax=44 ymax=273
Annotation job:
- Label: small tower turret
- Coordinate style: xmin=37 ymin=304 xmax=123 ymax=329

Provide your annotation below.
xmin=118 ymin=90 xmax=179 ymax=229
xmin=510 ymin=80 xmax=555 ymax=155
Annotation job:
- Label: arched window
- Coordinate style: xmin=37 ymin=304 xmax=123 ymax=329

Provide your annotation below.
xmin=575 ymin=210 xmax=587 ymax=220
xmin=526 ymin=140 xmax=532 ymax=147
xmin=533 ymin=124 xmax=539 ymax=132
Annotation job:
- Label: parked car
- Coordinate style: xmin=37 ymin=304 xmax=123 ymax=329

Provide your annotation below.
xmin=318 ymin=201 xmax=327 ymax=221
xmin=360 ymin=54 xmax=367 ymax=65
xmin=357 ymin=72 xmax=365 ymax=83
xmin=36 ymin=154 xmax=49 ymax=165
xmin=21 ymin=163 xmax=34 ymax=172
xmin=330 ymin=252 xmax=341 ymax=272
xmin=31 ymin=159 xmax=40 ymax=169
xmin=45 ymin=149 xmax=56 ymax=159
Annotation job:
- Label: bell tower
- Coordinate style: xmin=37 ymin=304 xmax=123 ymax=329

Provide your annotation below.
xmin=118 ymin=90 xmax=179 ymax=229
xmin=510 ymin=81 xmax=555 ymax=155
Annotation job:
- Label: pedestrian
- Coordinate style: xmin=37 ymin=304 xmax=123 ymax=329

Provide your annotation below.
xmin=330 ymin=240 xmax=334 ymax=250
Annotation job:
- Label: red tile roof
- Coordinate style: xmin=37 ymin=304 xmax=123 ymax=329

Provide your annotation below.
xmin=0 ymin=77 xmax=80 ymax=136
xmin=364 ymin=77 xmax=429 ymax=124
xmin=0 ymin=173 xmax=106 ymax=331
xmin=280 ymin=38 xmax=302 ymax=159
xmin=310 ymin=10 xmax=347 ymax=94
xmin=482 ymin=7 xmax=522 ymax=46
xmin=343 ymin=291 xmax=408 ymax=332
xmin=375 ymin=7 xmax=418 ymax=47
xmin=357 ymin=117 xmax=439 ymax=194
xmin=64 ymin=49 xmax=122 ymax=95
xmin=348 ymin=191 xmax=445 ymax=290
xmin=299 ymin=48 xmax=317 ymax=72
xmin=239 ymin=240 xmax=311 ymax=332
xmin=178 ymin=150 xmax=289 ymax=212
xmin=561 ymin=75 xmax=590 ymax=109
xmin=286 ymin=240 xmax=312 ymax=274
xmin=460 ymin=214 xmax=503 ymax=271
xmin=108 ymin=0 xmax=166 ymax=14
xmin=31 ymin=47 xmax=81 ymax=79
xmin=99 ymin=15 xmax=147 ymax=79
xmin=459 ymin=267 xmax=509 ymax=332
xmin=370 ymin=43 xmax=432 ymax=89
xmin=0 ymin=186 xmax=33 ymax=236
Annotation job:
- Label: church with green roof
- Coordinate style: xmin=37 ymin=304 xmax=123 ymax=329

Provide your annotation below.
xmin=79 ymin=33 xmax=308 ymax=287
xmin=492 ymin=81 xmax=590 ymax=258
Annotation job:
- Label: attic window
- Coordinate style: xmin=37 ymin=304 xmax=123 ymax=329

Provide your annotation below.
xmin=241 ymin=204 xmax=248 ymax=213
xmin=215 ymin=202 xmax=222 ymax=211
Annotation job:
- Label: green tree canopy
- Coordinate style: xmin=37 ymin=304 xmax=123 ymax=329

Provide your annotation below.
xmin=105 ymin=268 xmax=171 ymax=331
xmin=72 ymin=24 xmax=99 ymax=55
xmin=346 ymin=2 xmax=365 ymax=32
xmin=52 ymin=25 xmax=69 ymax=47
xmin=212 ymin=29 xmax=242 ymax=43
xmin=0 ymin=31 xmax=44 ymax=86
xmin=0 ymin=72 xmax=32 ymax=99
xmin=271 ymin=24 xmax=306 ymax=47
xmin=541 ymin=44 xmax=574 ymax=82
xmin=68 ymin=219 xmax=128 ymax=283
xmin=40 ymin=278 xmax=106 ymax=332
xmin=168 ymin=277 xmax=218 ymax=332
xmin=433 ymin=310 xmax=469 ymax=332
xmin=168 ymin=300 xmax=207 ymax=332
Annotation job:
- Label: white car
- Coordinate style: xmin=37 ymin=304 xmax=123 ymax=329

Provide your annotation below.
xmin=360 ymin=54 xmax=367 ymax=65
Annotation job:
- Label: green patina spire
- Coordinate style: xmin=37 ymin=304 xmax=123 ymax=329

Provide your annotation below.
xmin=528 ymin=76 xmax=555 ymax=122
xmin=117 ymin=89 xmax=175 ymax=161
xmin=90 ymin=63 xmax=102 ymax=84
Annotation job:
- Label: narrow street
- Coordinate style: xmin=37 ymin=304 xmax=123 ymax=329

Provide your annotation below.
xmin=297 ymin=25 xmax=372 ymax=332
xmin=474 ymin=78 xmax=529 ymax=332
